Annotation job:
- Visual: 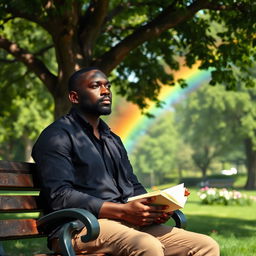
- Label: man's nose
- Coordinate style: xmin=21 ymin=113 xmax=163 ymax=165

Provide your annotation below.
xmin=100 ymin=86 xmax=111 ymax=95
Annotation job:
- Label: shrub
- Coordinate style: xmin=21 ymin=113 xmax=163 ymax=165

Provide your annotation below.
xmin=198 ymin=187 xmax=256 ymax=206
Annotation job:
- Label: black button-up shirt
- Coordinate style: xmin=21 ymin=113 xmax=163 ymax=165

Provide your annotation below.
xmin=32 ymin=107 xmax=146 ymax=219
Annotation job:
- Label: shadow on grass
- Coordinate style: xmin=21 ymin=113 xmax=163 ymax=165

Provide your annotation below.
xmin=185 ymin=214 xmax=256 ymax=237
xmin=1 ymin=237 xmax=51 ymax=256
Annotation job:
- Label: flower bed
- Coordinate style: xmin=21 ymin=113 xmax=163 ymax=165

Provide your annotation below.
xmin=198 ymin=187 xmax=256 ymax=206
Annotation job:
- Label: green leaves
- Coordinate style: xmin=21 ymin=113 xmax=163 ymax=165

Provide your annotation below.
xmin=176 ymin=81 xmax=256 ymax=177
xmin=1 ymin=0 xmax=256 ymax=115
xmin=130 ymin=111 xmax=181 ymax=186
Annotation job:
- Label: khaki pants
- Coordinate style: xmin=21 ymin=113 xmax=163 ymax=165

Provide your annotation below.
xmin=52 ymin=219 xmax=219 ymax=256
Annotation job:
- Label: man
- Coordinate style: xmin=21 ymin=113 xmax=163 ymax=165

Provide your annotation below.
xmin=32 ymin=67 xmax=219 ymax=256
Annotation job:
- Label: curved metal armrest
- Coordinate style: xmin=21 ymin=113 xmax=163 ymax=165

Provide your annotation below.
xmin=171 ymin=210 xmax=187 ymax=229
xmin=37 ymin=208 xmax=100 ymax=256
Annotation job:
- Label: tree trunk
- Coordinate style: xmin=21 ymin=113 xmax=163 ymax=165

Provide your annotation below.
xmin=244 ymin=138 xmax=256 ymax=189
xmin=23 ymin=136 xmax=33 ymax=162
xmin=54 ymin=93 xmax=72 ymax=119
xmin=150 ymin=169 xmax=155 ymax=187
xmin=178 ymin=167 xmax=183 ymax=181
xmin=192 ymin=153 xmax=210 ymax=179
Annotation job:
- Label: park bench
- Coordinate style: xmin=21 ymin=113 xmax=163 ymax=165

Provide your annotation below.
xmin=0 ymin=160 xmax=186 ymax=256
xmin=200 ymin=178 xmax=235 ymax=188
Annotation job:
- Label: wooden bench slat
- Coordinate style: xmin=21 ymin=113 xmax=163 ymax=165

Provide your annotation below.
xmin=0 ymin=172 xmax=34 ymax=187
xmin=0 ymin=160 xmax=35 ymax=172
xmin=0 ymin=219 xmax=40 ymax=239
xmin=0 ymin=195 xmax=37 ymax=210
xmin=0 ymin=160 xmax=107 ymax=255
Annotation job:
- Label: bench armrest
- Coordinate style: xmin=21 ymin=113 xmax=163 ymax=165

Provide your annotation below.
xmin=36 ymin=208 xmax=186 ymax=256
xmin=172 ymin=210 xmax=187 ymax=229
xmin=37 ymin=208 xmax=100 ymax=256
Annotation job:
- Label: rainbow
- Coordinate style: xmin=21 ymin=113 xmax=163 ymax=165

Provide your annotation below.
xmin=108 ymin=64 xmax=212 ymax=152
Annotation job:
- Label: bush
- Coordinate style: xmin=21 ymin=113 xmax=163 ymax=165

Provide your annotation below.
xmin=198 ymin=187 xmax=256 ymax=206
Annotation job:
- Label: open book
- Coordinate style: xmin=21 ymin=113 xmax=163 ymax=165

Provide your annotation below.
xmin=128 ymin=183 xmax=188 ymax=212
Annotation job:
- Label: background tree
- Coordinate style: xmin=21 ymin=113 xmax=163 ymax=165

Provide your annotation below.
xmin=0 ymin=0 xmax=255 ymax=118
xmin=176 ymin=83 xmax=256 ymax=189
xmin=130 ymin=111 xmax=180 ymax=187
xmin=0 ymin=20 xmax=54 ymax=161
xmin=0 ymin=68 xmax=53 ymax=161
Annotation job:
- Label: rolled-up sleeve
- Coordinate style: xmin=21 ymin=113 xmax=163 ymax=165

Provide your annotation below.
xmin=32 ymin=127 xmax=104 ymax=217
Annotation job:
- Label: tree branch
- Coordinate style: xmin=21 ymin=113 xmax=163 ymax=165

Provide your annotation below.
xmin=1 ymin=15 xmax=16 ymax=25
xmin=0 ymin=58 xmax=16 ymax=63
xmin=79 ymin=0 xmax=109 ymax=61
xmin=103 ymin=2 xmax=132 ymax=25
xmin=0 ymin=36 xmax=57 ymax=94
xmin=206 ymin=2 xmax=248 ymax=12
xmin=34 ymin=44 xmax=54 ymax=56
xmin=94 ymin=0 xmax=211 ymax=74
xmin=3 ymin=5 xmax=44 ymax=28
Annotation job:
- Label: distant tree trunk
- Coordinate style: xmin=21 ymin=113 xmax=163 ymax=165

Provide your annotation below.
xmin=150 ymin=169 xmax=156 ymax=187
xmin=54 ymin=92 xmax=72 ymax=119
xmin=22 ymin=135 xmax=34 ymax=162
xmin=192 ymin=153 xmax=210 ymax=178
xmin=178 ymin=167 xmax=183 ymax=181
xmin=244 ymin=138 xmax=256 ymax=189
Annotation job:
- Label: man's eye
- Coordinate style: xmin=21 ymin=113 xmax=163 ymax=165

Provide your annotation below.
xmin=92 ymin=84 xmax=100 ymax=88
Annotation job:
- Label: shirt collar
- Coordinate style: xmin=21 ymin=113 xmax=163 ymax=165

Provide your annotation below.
xmin=69 ymin=107 xmax=111 ymax=136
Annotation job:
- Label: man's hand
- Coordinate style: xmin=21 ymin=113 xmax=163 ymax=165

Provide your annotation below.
xmin=121 ymin=197 xmax=170 ymax=226
xmin=99 ymin=197 xmax=171 ymax=226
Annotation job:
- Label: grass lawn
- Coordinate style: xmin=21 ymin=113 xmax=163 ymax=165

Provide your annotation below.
xmin=177 ymin=188 xmax=256 ymax=256
xmin=1 ymin=187 xmax=256 ymax=256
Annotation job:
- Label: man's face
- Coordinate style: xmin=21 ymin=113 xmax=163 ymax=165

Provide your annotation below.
xmin=76 ymin=69 xmax=112 ymax=116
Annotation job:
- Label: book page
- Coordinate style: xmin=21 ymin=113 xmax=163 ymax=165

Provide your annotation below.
xmin=162 ymin=183 xmax=187 ymax=207
xmin=128 ymin=183 xmax=187 ymax=210
xmin=128 ymin=190 xmax=161 ymax=201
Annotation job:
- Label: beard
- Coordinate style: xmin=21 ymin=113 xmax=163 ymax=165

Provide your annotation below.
xmin=79 ymin=94 xmax=112 ymax=116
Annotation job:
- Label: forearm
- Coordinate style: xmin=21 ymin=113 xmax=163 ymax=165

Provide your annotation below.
xmin=50 ymin=188 xmax=104 ymax=217
xmin=98 ymin=199 xmax=169 ymax=227
xmin=98 ymin=201 xmax=125 ymax=220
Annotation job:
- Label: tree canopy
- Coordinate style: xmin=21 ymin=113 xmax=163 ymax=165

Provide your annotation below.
xmin=176 ymin=83 xmax=256 ymax=189
xmin=0 ymin=0 xmax=255 ymax=118
xmin=0 ymin=61 xmax=53 ymax=160
xmin=130 ymin=111 xmax=180 ymax=187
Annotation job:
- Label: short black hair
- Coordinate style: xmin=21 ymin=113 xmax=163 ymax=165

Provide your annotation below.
xmin=68 ymin=67 xmax=101 ymax=92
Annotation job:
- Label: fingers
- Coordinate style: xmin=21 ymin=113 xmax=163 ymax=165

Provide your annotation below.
xmin=145 ymin=204 xmax=169 ymax=213
xmin=154 ymin=212 xmax=172 ymax=224
xmin=134 ymin=210 xmax=170 ymax=226
xmin=138 ymin=214 xmax=168 ymax=226
xmin=138 ymin=199 xmax=168 ymax=212
xmin=124 ymin=199 xmax=171 ymax=226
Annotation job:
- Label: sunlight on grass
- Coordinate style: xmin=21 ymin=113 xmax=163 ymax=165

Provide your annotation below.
xmin=183 ymin=188 xmax=256 ymax=256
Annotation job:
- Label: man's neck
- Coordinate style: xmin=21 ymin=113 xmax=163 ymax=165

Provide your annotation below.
xmin=84 ymin=114 xmax=99 ymax=127
xmin=81 ymin=112 xmax=101 ymax=139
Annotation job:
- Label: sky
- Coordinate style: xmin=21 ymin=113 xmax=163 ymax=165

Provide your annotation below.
xmin=107 ymin=63 xmax=211 ymax=152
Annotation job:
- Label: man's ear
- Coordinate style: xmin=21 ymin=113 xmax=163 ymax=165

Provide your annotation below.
xmin=69 ymin=91 xmax=79 ymax=104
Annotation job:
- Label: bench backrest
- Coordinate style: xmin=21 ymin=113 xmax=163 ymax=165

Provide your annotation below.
xmin=0 ymin=160 xmax=43 ymax=240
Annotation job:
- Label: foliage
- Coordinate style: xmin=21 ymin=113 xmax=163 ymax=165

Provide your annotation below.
xmin=0 ymin=65 xmax=53 ymax=160
xmin=198 ymin=187 xmax=256 ymax=206
xmin=0 ymin=1 xmax=256 ymax=117
xmin=175 ymin=83 xmax=256 ymax=185
xmin=0 ymin=17 xmax=54 ymax=160
xmin=130 ymin=111 xmax=181 ymax=187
